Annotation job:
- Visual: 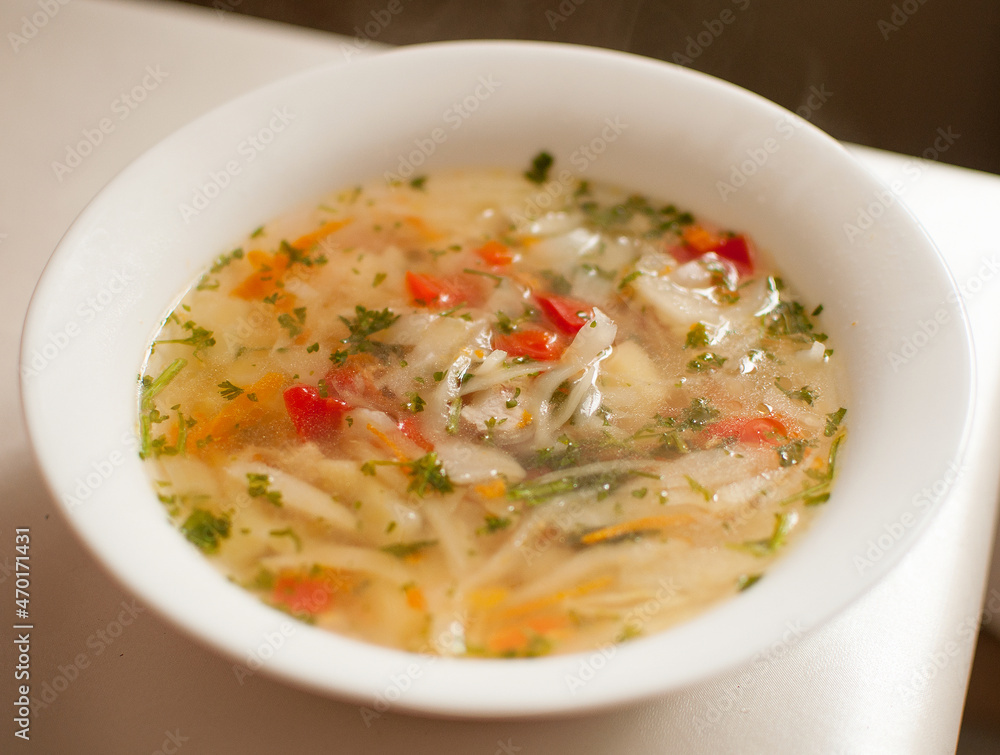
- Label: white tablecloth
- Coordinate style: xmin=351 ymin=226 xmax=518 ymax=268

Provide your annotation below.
xmin=2 ymin=1 xmax=999 ymax=752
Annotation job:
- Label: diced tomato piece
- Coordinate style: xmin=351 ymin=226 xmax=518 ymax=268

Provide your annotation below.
xmin=272 ymin=573 xmax=333 ymax=615
xmin=405 ymin=271 xmax=484 ymax=309
xmin=535 ymin=293 xmax=594 ymax=335
xmin=705 ymin=417 xmax=787 ymax=446
xmin=283 ymin=384 xmax=352 ymax=441
xmin=675 ymin=227 xmax=754 ymax=277
xmin=475 ymin=240 xmax=513 ymax=266
xmin=397 ymin=416 xmax=434 ymax=451
xmin=712 ymin=235 xmax=753 ymax=276
xmin=493 ymin=328 xmax=564 ymax=361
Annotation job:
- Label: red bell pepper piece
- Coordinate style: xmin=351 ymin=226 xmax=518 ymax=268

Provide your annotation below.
xmin=405 ymin=271 xmax=483 ymax=309
xmin=283 ymin=384 xmax=351 ymax=441
xmin=535 ymin=293 xmax=594 ymax=335
xmin=493 ymin=328 xmax=564 ymax=361
xmin=712 ymin=235 xmax=753 ymax=276
xmin=704 ymin=416 xmax=787 ymax=446
xmin=272 ymin=572 xmax=333 ymax=614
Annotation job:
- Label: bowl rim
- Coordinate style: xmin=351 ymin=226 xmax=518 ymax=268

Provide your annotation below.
xmin=19 ymin=39 xmax=976 ymax=718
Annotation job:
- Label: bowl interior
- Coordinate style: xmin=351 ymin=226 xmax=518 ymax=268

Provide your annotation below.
xmin=20 ymin=41 xmax=973 ymax=717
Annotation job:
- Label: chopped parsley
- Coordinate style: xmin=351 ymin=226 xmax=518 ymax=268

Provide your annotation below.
xmin=209 ymin=247 xmax=244 ymax=273
xmin=330 ymin=305 xmax=401 ymax=365
xmin=508 ymin=468 xmax=657 ymax=506
xmin=279 ymin=239 xmax=328 ymax=267
xmin=409 ymin=175 xmax=427 ymax=190
xmin=361 ymin=452 xmax=454 ymax=497
xmin=277 ymin=307 xmax=307 ymax=338
xmin=775 ymin=378 xmax=817 ymax=405
xmin=155 ymin=320 xmax=216 ymax=359
xmin=380 ymin=539 xmax=438 ymax=558
xmin=687 ymin=352 xmax=727 ymax=372
xmin=269 ymin=527 xmax=302 ymax=552
xmin=524 ymin=151 xmax=554 ymax=184
xmin=477 ymin=515 xmax=512 ymax=535
xmin=181 ymin=509 xmax=231 ymax=554
xmin=734 ymin=511 xmax=797 ymax=557
xmin=825 ymin=407 xmax=847 ymax=437
xmin=247 ymin=473 xmax=283 ymax=507
xmin=685 ymin=322 xmax=710 ymax=349
xmin=405 ymin=393 xmax=426 ymax=413
xmin=217 ymin=380 xmax=245 ymax=401
xmin=776 ymin=439 xmax=812 ymax=467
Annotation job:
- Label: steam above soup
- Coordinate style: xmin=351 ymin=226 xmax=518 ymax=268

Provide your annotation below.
xmin=138 ymin=155 xmax=845 ymax=657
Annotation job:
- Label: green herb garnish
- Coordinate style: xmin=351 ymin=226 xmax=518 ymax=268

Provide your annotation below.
xmin=217 ymin=380 xmax=245 ymax=401
xmin=247 ymin=473 xmax=283 ymax=507
xmin=525 ymin=151 xmax=554 ymax=184
xmin=181 ymin=509 xmax=231 ymax=554
xmin=361 ymin=452 xmax=454 ymax=497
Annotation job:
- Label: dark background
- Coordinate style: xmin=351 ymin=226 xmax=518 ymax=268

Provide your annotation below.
xmin=171 ymin=0 xmax=1000 ymax=175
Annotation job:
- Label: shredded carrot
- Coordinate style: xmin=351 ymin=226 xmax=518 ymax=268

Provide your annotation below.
xmin=404 ymin=584 xmax=427 ymax=611
xmin=187 ymin=372 xmax=285 ymax=451
xmin=502 ymin=576 xmax=613 ymax=618
xmin=487 ymin=613 xmax=571 ymax=655
xmin=488 ymin=626 xmax=529 ymax=654
xmin=231 ymin=251 xmax=289 ymax=301
xmin=291 ymin=218 xmax=352 ymax=251
xmin=578 ymin=514 xmax=695 ymax=546
xmin=365 ymin=423 xmax=408 ymax=462
xmin=475 ymin=240 xmax=513 ymax=266
xmin=526 ymin=613 xmax=570 ymax=635
xmin=403 ymin=215 xmax=442 ymax=241
xmin=681 ymin=225 xmax=719 ymax=253
xmin=473 ymin=479 xmax=506 ymax=498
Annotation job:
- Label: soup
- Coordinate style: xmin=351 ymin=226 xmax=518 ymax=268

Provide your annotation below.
xmin=138 ymin=155 xmax=845 ymax=657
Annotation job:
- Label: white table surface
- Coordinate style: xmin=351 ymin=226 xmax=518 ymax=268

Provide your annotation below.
xmin=3 ymin=0 xmax=999 ymax=752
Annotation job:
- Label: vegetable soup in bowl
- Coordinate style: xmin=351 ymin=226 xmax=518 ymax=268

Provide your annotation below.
xmin=21 ymin=41 xmax=972 ymax=717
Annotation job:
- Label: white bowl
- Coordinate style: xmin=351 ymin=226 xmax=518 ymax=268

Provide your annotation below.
xmin=20 ymin=41 xmax=973 ymax=717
